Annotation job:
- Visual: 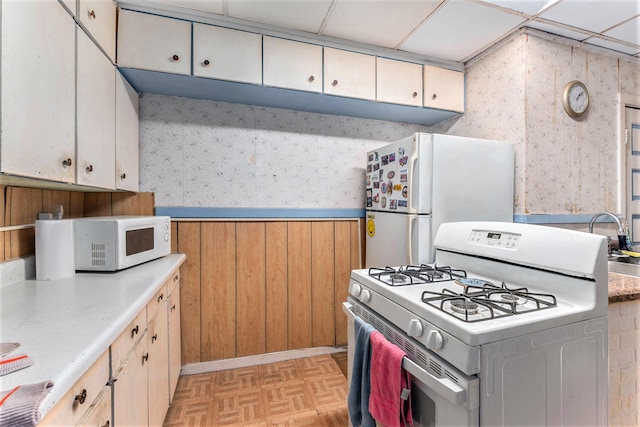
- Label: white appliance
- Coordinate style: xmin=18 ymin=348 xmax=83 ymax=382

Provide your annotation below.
xmin=365 ymin=133 xmax=514 ymax=267
xmin=345 ymin=221 xmax=608 ymax=426
xmin=74 ymin=216 xmax=171 ymax=271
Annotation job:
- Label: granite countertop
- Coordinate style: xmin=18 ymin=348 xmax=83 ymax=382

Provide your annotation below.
xmin=0 ymin=253 xmax=186 ymax=420
xmin=609 ymin=272 xmax=640 ymax=303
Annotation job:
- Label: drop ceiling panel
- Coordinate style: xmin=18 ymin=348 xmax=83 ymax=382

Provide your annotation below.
xmin=603 ymin=16 xmax=640 ymax=45
xmin=399 ymin=0 xmax=526 ymax=61
xmin=526 ymin=20 xmax=591 ymax=41
xmin=585 ymin=37 xmax=640 ymax=55
xmin=144 ymin=0 xmax=224 ymax=14
xmin=479 ymin=0 xmax=556 ymax=16
xmin=539 ymin=0 xmax=640 ymax=33
xmin=226 ymin=0 xmax=332 ymax=33
xmin=321 ymin=0 xmax=441 ymax=48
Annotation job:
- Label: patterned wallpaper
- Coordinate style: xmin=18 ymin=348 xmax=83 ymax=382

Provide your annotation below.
xmin=139 ymin=97 xmax=430 ymax=208
xmin=139 ymin=31 xmax=639 ymax=215
xmin=445 ymin=31 xmax=640 ymax=217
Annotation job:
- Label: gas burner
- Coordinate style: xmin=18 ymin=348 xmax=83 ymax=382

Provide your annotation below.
xmin=368 ymin=264 xmax=466 ymax=286
xmin=500 ymin=293 xmax=522 ymax=304
xmin=450 ymin=299 xmax=479 ymax=315
xmin=421 ymin=282 xmax=558 ymax=323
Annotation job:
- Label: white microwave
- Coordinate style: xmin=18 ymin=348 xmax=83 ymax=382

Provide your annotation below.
xmin=74 ymin=216 xmax=171 ymax=271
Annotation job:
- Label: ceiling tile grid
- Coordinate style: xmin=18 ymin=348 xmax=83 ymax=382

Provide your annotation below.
xmin=132 ymin=0 xmax=640 ymax=62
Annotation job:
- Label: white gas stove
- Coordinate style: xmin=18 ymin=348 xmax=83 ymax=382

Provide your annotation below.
xmin=345 ymin=221 xmax=609 ymax=426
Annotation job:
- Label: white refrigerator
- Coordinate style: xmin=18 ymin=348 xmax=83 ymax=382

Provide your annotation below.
xmin=365 ymin=132 xmax=514 ymax=267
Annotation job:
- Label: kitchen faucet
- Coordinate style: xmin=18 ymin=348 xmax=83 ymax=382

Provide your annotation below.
xmin=588 ymin=212 xmax=632 ymax=252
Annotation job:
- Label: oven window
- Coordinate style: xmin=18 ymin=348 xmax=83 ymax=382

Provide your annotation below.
xmin=126 ymin=227 xmax=154 ymax=255
xmin=411 ymin=385 xmax=436 ymax=427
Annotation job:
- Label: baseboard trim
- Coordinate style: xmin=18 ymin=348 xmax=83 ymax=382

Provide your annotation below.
xmin=180 ymin=346 xmax=347 ymax=376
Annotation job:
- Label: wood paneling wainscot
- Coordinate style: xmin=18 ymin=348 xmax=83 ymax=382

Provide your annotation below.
xmin=0 ymin=185 xmax=154 ymax=262
xmin=175 ymin=219 xmax=363 ymax=363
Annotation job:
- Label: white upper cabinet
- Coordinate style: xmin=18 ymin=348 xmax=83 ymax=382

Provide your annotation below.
xmin=423 ymin=65 xmax=465 ymax=112
xmin=77 ymin=0 xmax=117 ymax=61
xmin=117 ymin=10 xmax=191 ymax=75
xmin=376 ymin=57 xmax=423 ymax=106
xmin=193 ymin=24 xmax=262 ymax=85
xmin=59 ymin=0 xmax=77 ymax=17
xmin=115 ymin=72 xmax=139 ymax=191
xmin=77 ymin=28 xmax=116 ymax=189
xmin=1 ymin=0 xmax=76 ymax=183
xmin=263 ymin=36 xmax=322 ymax=93
xmin=324 ymin=47 xmax=375 ymax=100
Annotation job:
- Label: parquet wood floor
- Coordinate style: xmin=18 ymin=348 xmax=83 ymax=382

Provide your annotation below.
xmin=164 ymin=354 xmax=349 ymax=427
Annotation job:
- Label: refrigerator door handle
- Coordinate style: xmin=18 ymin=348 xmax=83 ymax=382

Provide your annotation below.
xmin=407 ymin=216 xmax=416 ymax=265
xmin=407 ymin=153 xmax=419 ymax=214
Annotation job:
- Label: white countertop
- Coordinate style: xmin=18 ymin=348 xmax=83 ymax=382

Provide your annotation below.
xmin=0 ymin=253 xmax=186 ymax=419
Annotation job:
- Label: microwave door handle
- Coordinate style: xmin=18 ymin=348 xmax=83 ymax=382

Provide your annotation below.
xmin=342 ymin=302 xmax=466 ymax=407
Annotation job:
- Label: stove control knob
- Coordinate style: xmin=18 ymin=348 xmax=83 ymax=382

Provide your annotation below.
xmin=360 ymin=289 xmax=371 ymax=303
xmin=407 ymin=319 xmax=423 ymax=338
xmin=426 ymin=330 xmax=444 ymax=351
xmin=350 ymin=283 xmax=362 ymax=297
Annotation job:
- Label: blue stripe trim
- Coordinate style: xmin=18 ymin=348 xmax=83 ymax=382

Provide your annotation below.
xmin=514 ymin=214 xmax=618 ymax=224
xmin=155 ymin=207 xmax=366 ymax=219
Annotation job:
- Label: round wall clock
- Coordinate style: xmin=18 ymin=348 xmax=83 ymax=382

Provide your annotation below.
xmin=562 ymin=80 xmax=590 ymax=119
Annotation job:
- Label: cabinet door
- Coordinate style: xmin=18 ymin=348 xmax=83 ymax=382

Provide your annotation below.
xmin=115 ymin=72 xmax=139 ymax=191
xmin=77 ymin=0 xmax=116 ymax=61
xmin=193 ymin=23 xmax=261 ymax=85
xmin=1 ymin=0 xmax=75 ymax=183
xmin=263 ymin=37 xmax=322 ymax=93
xmin=76 ymin=385 xmax=111 ymax=427
xmin=113 ymin=332 xmax=149 ymax=427
xmin=423 ymin=65 xmax=465 ymax=112
xmin=39 ymin=351 xmax=110 ymax=426
xmin=148 ymin=305 xmax=169 ymax=427
xmin=168 ymin=281 xmax=181 ymax=401
xmin=117 ymin=10 xmax=191 ymax=75
xmin=324 ymin=47 xmax=375 ymax=100
xmin=77 ymin=28 xmax=116 ymax=189
xmin=376 ymin=57 xmax=422 ymax=106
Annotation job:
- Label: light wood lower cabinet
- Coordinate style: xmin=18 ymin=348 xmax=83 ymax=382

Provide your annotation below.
xmin=112 ymin=272 xmax=176 ymax=427
xmin=168 ymin=274 xmax=181 ymax=400
xmin=42 ymin=267 xmax=181 ymax=426
xmin=147 ymin=298 xmax=169 ymax=427
xmin=77 ymin=385 xmax=112 ymax=427
xmin=40 ymin=351 xmax=110 ymax=426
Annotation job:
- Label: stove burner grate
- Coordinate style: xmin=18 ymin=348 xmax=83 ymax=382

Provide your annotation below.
xmin=421 ymin=281 xmax=558 ymax=322
xmin=368 ymin=264 xmax=467 ymax=286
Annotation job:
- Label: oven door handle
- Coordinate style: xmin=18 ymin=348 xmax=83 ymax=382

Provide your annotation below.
xmin=342 ymin=302 xmax=466 ymax=406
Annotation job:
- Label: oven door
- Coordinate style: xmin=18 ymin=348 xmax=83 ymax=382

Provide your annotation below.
xmin=343 ymin=302 xmax=479 ymax=427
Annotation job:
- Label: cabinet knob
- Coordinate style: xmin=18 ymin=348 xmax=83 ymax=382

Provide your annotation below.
xmin=174 ymin=274 xmax=179 ymax=282
xmin=151 ymin=333 xmax=158 ymax=343
xmin=171 ymin=304 xmax=176 ymax=312
xmin=86 ymin=164 xmax=94 ymax=173
xmin=158 ymin=293 xmax=164 ymax=303
xmin=332 ymin=79 xmax=338 ymax=87
xmin=412 ymin=91 xmax=418 ymax=98
xmin=142 ymin=353 xmax=149 ymax=364
xmin=203 ymin=59 xmax=210 ymax=66
xmin=120 ymin=173 xmax=126 ymax=180
xmin=131 ymin=324 xmax=139 ymax=338
xmin=308 ymin=75 xmax=314 ymax=83
xmin=74 ymin=389 xmax=87 ymax=405
xmin=88 ymin=9 xmax=96 ymax=19
xmin=62 ymin=158 xmax=72 ymax=167
xmin=431 ymin=93 xmax=437 ymax=100
xmin=100 ymin=421 xmax=110 ymax=427
xmin=172 ymin=54 xmax=179 ymax=61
